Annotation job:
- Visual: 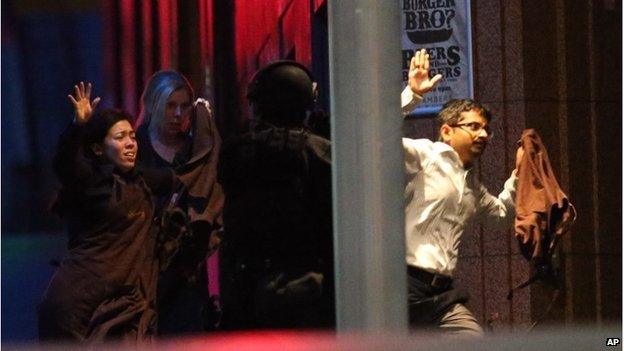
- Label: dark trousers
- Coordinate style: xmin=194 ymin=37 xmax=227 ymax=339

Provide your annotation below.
xmin=407 ymin=268 xmax=460 ymax=325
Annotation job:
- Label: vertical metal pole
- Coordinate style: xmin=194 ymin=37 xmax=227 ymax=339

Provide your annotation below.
xmin=328 ymin=1 xmax=407 ymax=332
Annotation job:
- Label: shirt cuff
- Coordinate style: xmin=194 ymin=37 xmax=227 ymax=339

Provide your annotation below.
xmin=504 ymin=169 xmax=518 ymax=200
xmin=401 ymin=85 xmax=423 ymax=115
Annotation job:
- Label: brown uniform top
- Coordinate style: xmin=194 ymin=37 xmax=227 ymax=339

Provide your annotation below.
xmin=514 ymin=129 xmax=576 ymax=261
xmin=39 ymin=123 xmax=172 ymax=344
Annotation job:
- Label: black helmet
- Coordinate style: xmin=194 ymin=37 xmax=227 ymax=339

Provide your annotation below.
xmin=247 ymin=61 xmax=315 ymax=127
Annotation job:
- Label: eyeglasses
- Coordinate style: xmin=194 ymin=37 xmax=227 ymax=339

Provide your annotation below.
xmin=451 ymin=122 xmax=493 ymax=139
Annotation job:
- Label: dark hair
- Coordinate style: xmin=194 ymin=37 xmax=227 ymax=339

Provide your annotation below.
xmin=247 ymin=60 xmax=315 ymax=127
xmin=52 ymin=109 xmax=135 ymax=216
xmin=84 ymin=108 xmax=134 ymax=158
xmin=437 ymin=99 xmax=492 ymax=140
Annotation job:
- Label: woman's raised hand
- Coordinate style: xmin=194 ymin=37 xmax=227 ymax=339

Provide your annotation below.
xmin=68 ymin=82 xmax=100 ymax=124
xmin=194 ymin=98 xmax=213 ymax=118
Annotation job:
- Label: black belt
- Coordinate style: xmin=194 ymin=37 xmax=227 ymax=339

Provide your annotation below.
xmin=408 ymin=266 xmax=453 ymax=290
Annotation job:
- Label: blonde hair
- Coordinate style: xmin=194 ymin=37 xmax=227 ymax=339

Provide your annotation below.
xmin=138 ymin=70 xmax=194 ymax=136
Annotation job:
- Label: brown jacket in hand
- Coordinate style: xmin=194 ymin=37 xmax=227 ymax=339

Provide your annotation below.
xmin=514 ymin=129 xmax=576 ymax=261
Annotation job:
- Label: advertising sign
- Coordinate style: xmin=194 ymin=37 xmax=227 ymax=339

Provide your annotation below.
xmin=401 ymin=0 xmax=474 ymax=115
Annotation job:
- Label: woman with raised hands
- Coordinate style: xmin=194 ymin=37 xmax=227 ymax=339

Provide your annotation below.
xmin=38 ymin=82 xmax=174 ymax=343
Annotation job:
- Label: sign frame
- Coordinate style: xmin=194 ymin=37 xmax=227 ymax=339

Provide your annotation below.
xmin=401 ymin=0 xmax=474 ymax=117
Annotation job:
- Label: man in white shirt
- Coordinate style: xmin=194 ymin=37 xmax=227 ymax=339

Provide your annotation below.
xmin=400 ymin=49 xmax=523 ymax=336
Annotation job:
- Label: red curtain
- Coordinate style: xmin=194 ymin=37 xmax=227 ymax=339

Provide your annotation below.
xmin=102 ymin=0 xmax=191 ymax=118
xmin=233 ymin=0 xmax=322 ymax=124
xmin=101 ymin=0 xmax=325 ymax=129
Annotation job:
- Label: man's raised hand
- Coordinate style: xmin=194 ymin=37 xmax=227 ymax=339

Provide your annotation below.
xmin=408 ymin=48 xmax=443 ymax=96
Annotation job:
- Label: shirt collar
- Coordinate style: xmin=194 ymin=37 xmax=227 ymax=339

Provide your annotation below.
xmin=431 ymin=141 xmax=475 ymax=172
xmin=432 ymin=141 xmax=461 ymax=164
xmin=110 ymin=165 xmax=140 ymax=181
xmin=431 ymin=141 xmax=455 ymax=154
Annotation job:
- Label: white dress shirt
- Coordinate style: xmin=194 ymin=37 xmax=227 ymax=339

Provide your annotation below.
xmin=401 ymin=85 xmax=422 ymax=113
xmin=400 ymin=86 xmax=517 ymax=277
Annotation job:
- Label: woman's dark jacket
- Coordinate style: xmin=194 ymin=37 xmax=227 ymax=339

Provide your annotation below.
xmin=38 ymin=123 xmax=173 ymax=343
xmin=134 ymin=100 xmax=224 ymax=333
